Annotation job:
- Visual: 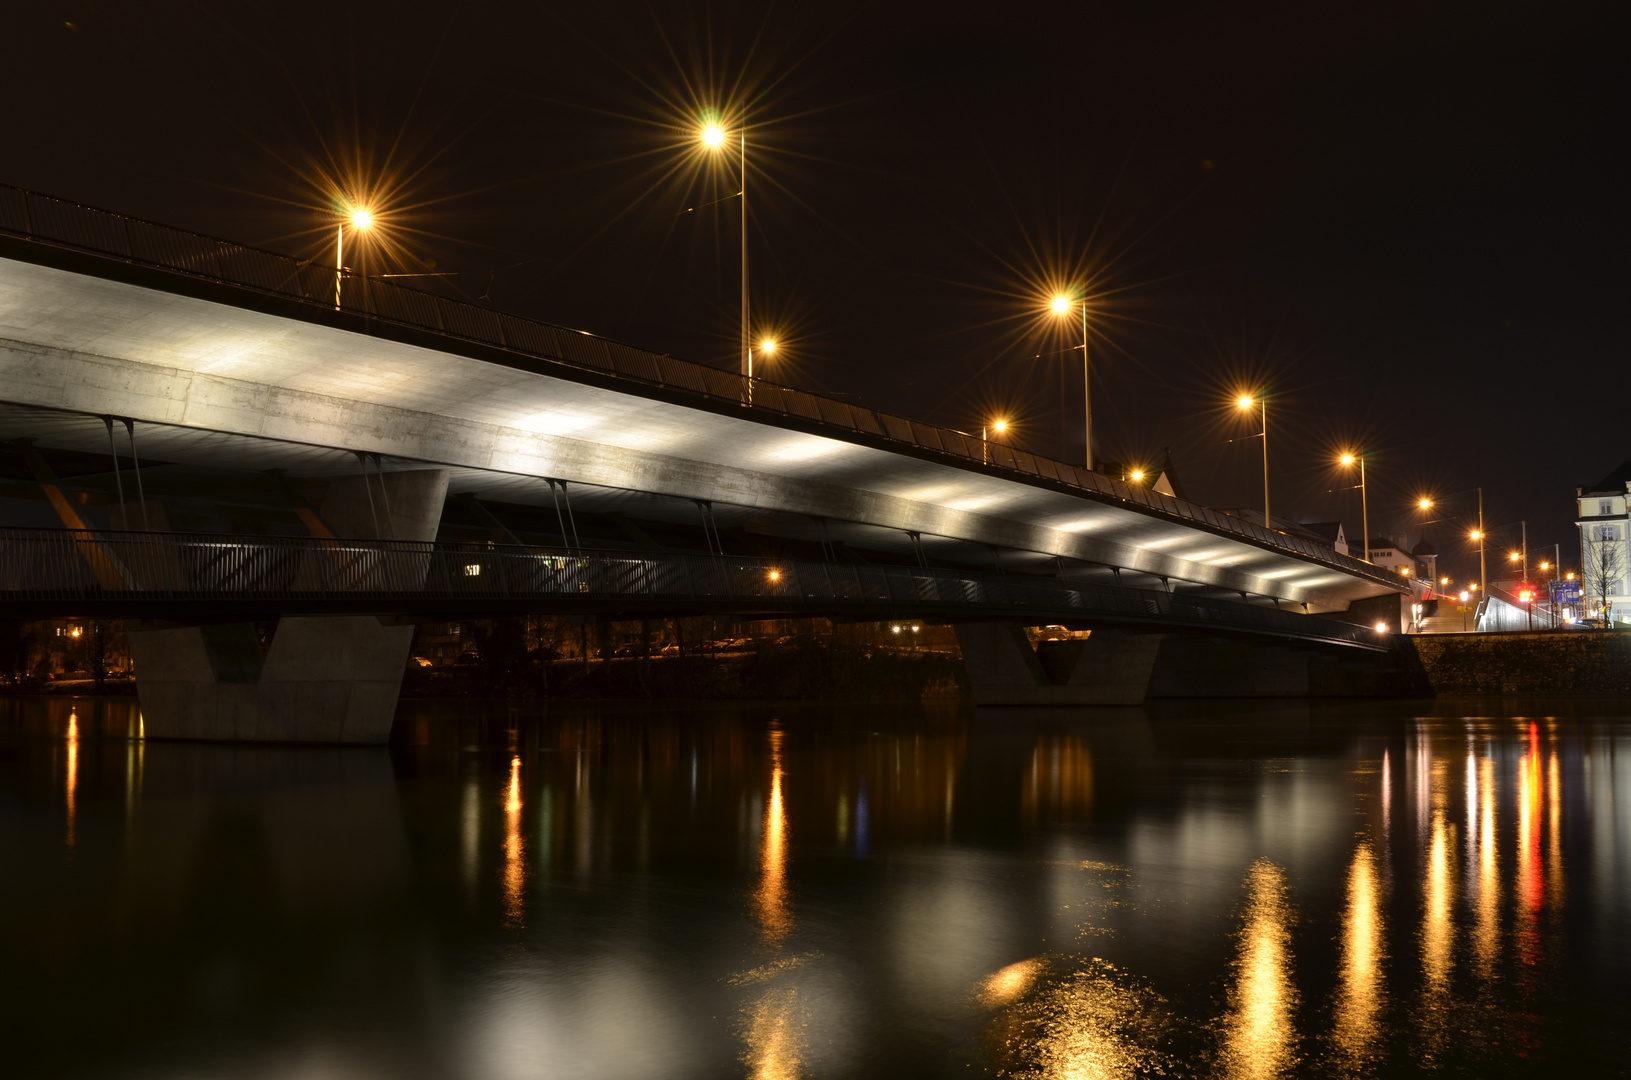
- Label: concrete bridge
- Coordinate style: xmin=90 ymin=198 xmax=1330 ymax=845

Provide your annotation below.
xmin=0 ymin=184 xmax=1410 ymax=742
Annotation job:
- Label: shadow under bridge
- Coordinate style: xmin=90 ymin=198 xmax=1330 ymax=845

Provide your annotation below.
xmin=0 ymin=528 xmax=1387 ymax=650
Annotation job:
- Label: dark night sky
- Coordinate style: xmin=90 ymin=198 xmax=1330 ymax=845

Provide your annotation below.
xmin=3 ymin=1 xmax=1624 ymax=583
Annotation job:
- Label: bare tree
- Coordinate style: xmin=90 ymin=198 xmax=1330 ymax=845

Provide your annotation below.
xmin=1583 ymin=526 xmax=1626 ymax=622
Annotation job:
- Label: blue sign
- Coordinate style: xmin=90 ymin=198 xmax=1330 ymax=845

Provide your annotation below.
xmin=1550 ymin=581 xmax=1581 ymax=604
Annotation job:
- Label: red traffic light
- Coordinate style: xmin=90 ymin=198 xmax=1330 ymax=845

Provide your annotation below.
xmin=1518 ymin=587 xmax=1536 ymax=603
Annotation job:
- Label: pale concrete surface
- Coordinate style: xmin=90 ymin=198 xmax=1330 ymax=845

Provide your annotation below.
xmin=0 ymin=253 xmax=1397 ymax=611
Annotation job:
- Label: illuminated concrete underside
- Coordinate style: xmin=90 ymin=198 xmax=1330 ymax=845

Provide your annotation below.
xmin=0 ymin=253 xmax=1395 ymax=612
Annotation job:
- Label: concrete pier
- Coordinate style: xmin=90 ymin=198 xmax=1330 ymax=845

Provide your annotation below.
xmin=129 ymin=469 xmax=449 ymax=744
xmin=953 ymin=623 xmax=1163 ymax=706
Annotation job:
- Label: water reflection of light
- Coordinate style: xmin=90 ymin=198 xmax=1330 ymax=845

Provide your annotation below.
xmin=1332 ymin=841 xmax=1384 ymax=1066
xmin=504 ymin=754 xmax=525 ymax=927
xmin=1222 ymin=859 xmax=1297 ymax=1079
xmin=1381 ymin=748 xmax=1391 ymax=836
xmin=1547 ymin=750 xmax=1565 ymax=918
xmin=124 ymin=712 xmax=143 ymax=823
xmin=461 ymin=771 xmax=481 ymax=896
xmin=1473 ymin=755 xmax=1498 ymax=978
xmin=1421 ymin=809 xmax=1454 ymax=999
xmin=65 ymin=708 xmax=79 ymax=850
xmin=976 ymin=957 xmax=1044 ymax=1008
xmin=754 ymin=729 xmax=791 ymax=946
xmin=1021 ymin=736 xmax=1094 ymax=823
xmin=1516 ymin=722 xmax=1543 ymax=965
xmin=742 ymin=986 xmax=802 ymax=1080
xmin=981 ymin=958 xmax=1173 ymax=1078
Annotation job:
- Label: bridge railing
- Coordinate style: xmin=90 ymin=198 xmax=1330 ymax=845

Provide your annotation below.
xmin=0 ymin=183 xmax=1395 ymax=588
xmin=0 ymin=527 xmax=1384 ymax=648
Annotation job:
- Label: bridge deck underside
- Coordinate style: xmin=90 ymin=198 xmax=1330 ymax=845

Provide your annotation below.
xmin=0 ymin=529 xmax=1387 ymax=650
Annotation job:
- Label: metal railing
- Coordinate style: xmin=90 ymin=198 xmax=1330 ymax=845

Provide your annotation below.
xmin=0 ymin=527 xmax=1386 ymax=649
xmin=0 ymin=182 xmax=1398 ymax=589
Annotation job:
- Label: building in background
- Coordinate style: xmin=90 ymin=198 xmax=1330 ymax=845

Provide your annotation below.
xmin=1577 ymin=461 xmax=1631 ymax=624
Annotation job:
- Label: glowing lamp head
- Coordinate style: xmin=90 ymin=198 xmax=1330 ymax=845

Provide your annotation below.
xmin=1470 ymin=530 xmax=1482 ymax=541
xmin=1050 ymin=294 xmax=1071 ymax=315
xmin=768 ymin=569 xmax=781 ymax=582
xmin=701 ymin=124 xmax=726 ymax=148
xmin=1129 ymin=469 xmax=1144 ymax=482
xmin=1418 ymin=498 xmax=1432 ymax=509
xmin=759 ymin=339 xmax=775 ymax=354
xmin=1441 ymin=577 xmax=1450 ymax=585
xmin=1236 ymin=395 xmax=1254 ymax=410
xmin=992 ymin=419 xmax=1007 ymax=433
xmin=1566 ymin=572 xmax=1575 ymax=580
xmin=1460 ymin=591 xmax=1470 ymax=601
xmin=1509 ymin=551 xmax=1521 ymax=562
xmin=350 ymin=208 xmax=374 ymax=230
xmin=1340 ymin=453 xmax=1355 ymax=466
xmin=1374 ymin=621 xmax=1389 ymax=633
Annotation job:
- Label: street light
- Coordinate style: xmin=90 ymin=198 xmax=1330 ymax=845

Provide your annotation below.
xmin=1339 ymin=453 xmax=1367 ymax=562
xmin=1049 ymin=293 xmax=1091 ymax=470
xmin=1235 ymin=395 xmax=1270 ymax=528
xmin=336 ymin=204 xmax=375 ymax=309
xmin=701 ymin=119 xmax=749 ymax=398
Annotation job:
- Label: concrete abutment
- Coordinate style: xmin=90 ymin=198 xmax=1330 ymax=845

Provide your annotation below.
xmin=129 ymin=469 xmax=450 ymax=744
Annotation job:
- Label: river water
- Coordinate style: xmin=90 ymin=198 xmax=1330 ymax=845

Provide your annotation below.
xmin=3 ymin=695 xmax=1629 ymax=1078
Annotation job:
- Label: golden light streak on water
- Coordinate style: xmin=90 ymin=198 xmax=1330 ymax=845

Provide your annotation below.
xmin=741 ymin=985 xmax=803 ymax=1080
xmin=980 ymin=957 xmax=1173 ymax=1079
xmin=64 ymin=709 xmax=78 ymax=850
xmin=1221 ymin=859 xmax=1298 ymax=1079
xmin=1020 ymin=736 xmax=1094 ymax=824
xmin=503 ymin=754 xmax=525 ymax=927
xmin=1331 ymin=841 xmax=1385 ymax=1067
xmin=1420 ymin=809 xmax=1455 ymax=1004
xmin=1473 ymin=755 xmax=1498 ymax=978
xmin=754 ymin=728 xmax=791 ymax=946
xmin=976 ymin=957 xmax=1045 ymax=1008
xmin=1516 ymin=723 xmax=1542 ymax=966
xmin=1547 ymin=749 xmax=1565 ymax=918
xmin=1380 ymin=748 xmax=1391 ymax=836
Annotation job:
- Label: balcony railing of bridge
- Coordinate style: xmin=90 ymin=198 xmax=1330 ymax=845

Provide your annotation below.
xmin=0 ymin=528 xmax=1385 ymax=649
xmin=0 ymin=183 xmax=1396 ymax=588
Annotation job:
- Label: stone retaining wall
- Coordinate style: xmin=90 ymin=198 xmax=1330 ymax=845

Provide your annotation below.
xmin=1410 ymin=631 xmax=1631 ymax=694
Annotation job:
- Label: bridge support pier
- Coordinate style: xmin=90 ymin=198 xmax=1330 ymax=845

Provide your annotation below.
xmin=953 ymin=623 xmax=1162 ymax=706
xmin=129 ymin=469 xmax=450 ymax=744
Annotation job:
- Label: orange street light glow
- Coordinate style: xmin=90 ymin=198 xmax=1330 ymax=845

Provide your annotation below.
xmin=350 ymin=208 xmax=374 ymax=230
xmin=1340 ymin=453 xmax=1356 ymax=466
xmin=1418 ymin=497 xmax=1432 ymax=509
xmin=1236 ymin=395 xmax=1254 ymax=409
xmin=759 ymin=339 xmax=775 ymax=354
xmin=993 ymin=419 xmax=1007 ymax=432
xmin=701 ymin=124 xmax=726 ymax=147
xmin=1130 ymin=469 xmax=1144 ymax=482
xmin=1050 ymin=294 xmax=1071 ymax=315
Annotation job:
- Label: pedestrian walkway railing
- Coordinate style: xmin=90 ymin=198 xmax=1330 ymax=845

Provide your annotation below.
xmin=0 ymin=182 xmax=1398 ymax=589
xmin=0 ymin=527 xmax=1386 ymax=649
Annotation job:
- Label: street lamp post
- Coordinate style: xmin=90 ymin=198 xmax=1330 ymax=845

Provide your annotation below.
xmin=702 ymin=122 xmax=749 ymax=401
xmin=1238 ymin=395 xmax=1269 ymax=529
xmin=1049 ymin=294 xmax=1091 ymax=470
xmin=981 ymin=418 xmax=1008 ymax=465
xmin=335 ymin=206 xmax=374 ymax=310
xmin=746 ymin=338 xmax=774 ymax=404
xmin=1340 ymin=453 xmax=1368 ymax=562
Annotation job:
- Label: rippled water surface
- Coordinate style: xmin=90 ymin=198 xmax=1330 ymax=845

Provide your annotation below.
xmin=4 ymin=696 xmax=1630 ymax=1078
